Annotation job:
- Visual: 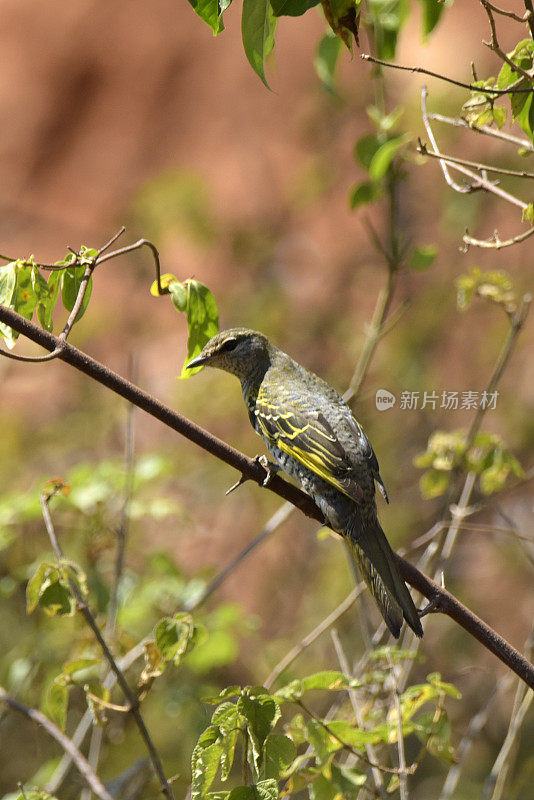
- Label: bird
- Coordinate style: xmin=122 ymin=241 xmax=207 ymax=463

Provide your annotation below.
xmin=187 ymin=328 xmax=423 ymax=639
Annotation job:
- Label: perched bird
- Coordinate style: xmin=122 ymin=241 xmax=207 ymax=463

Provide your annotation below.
xmin=187 ymin=328 xmax=423 ymax=638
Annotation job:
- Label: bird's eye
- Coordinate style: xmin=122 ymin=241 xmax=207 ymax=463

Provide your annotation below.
xmin=220 ymin=338 xmax=238 ymax=353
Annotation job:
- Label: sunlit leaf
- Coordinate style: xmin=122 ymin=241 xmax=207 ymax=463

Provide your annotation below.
xmin=241 ymin=0 xmax=277 ymax=88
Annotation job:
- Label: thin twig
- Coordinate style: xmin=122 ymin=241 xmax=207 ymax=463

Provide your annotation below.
xmin=0 ymin=686 xmax=114 ymax=800
xmin=361 ymin=53 xmax=534 ymax=94
xmin=297 ymin=698 xmax=415 ymax=776
xmin=386 ymin=653 xmax=409 ymax=800
xmin=264 ymin=586 xmax=362 ymax=688
xmin=463 ymin=225 xmax=534 ymax=249
xmin=481 ymin=1 xmax=533 ymax=82
xmin=482 ymin=1 xmax=531 ymax=22
xmin=40 ymin=490 xmax=175 ymax=800
xmin=421 ymin=87 xmax=529 ymax=210
xmin=427 ymin=112 xmax=534 ymax=151
xmin=331 ymin=630 xmax=386 ymax=799
xmin=82 ymin=375 xmax=137 ymax=800
xmin=418 ymin=139 xmax=534 ymax=179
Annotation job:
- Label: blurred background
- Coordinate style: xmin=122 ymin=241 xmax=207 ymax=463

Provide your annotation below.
xmin=0 ymin=1 xmax=533 ymax=798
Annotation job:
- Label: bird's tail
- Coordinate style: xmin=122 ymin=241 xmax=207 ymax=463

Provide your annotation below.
xmin=346 ymin=512 xmax=423 ymax=639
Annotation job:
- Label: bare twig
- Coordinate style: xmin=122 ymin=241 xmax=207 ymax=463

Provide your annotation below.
xmin=482 ymin=1 xmax=532 ymax=22
xmin=463 ymin=226 xmax=534 ymax=249
xmin=418 ymin=139 xmax=534 ymax=179
xmin=331 ymin=630 xmax=386 ymax=799
xmin=481 ymin=1 xmax=533 ymax=82
xmin=40 ymin=489 xmax=175 ymax=800
xmin=0 ymin=686 xmax=114 ymax=800
xmin=0 ymin=304 xmax=532 ymax=690
xmin=265 ymin=586 xmax=362 ymax=688
xmin=361 ymin=53 xmax=534 ymax=94
xmin=427 ymin=112 xmax=534 ymax=151
xmin=421 ymin=88 xmax=529 ymax=210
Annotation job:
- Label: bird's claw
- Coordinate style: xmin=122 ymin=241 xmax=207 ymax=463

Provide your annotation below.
xmin=418 ymin=595 xmax=441 ymax=618
xmin=254 ymin=455 xmax=279 ymax=487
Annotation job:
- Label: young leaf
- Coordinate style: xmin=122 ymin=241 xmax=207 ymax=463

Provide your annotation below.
xmin=368 ymin=134 xmax=411 ymax=180
xmin=155 ymin=613 xmax=195 ymax=664
xmin=180 ymin=280 xmax=220 ymax=378
xmin=408 ymin=244 xmax=437 ymax=271
xmin=349 ymin=181 xmax=383 ymax=209
xmin=271 ymin=0 xmax=320 ymax=15
xmin=61 ymin=265 xmax=93 ymax=322
xmin=46 ymin=680 xmax=69 ymax=730
xmin=263 ymin=733 xmax=296 ymax=779
xmin=314 ymin=30 xmax=343 ymax=91
xmin=186 ymin=0 xmax=231 ymax=35
xmin=416 ymin=0 xmax=446 ymax=38
xmin=241 ymin=0 xmax=277 ymax=88
xmin=191 ymin=729 xmax=225 ymax=800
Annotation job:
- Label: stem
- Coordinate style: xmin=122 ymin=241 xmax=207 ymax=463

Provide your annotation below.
xmin=0 ymin=687 xmax=114 ymax=800
xmin=40 ymin=491 xmax=175 ymax=800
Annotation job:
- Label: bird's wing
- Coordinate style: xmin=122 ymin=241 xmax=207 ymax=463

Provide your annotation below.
xmin=253 ymin=386 xmax=367 ymax=503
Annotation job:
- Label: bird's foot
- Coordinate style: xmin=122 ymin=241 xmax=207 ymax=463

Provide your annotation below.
xmin=418 ymin=595 xmax=441 ymax=618
xmin=254 ymin=454 xmax=279 ymax=487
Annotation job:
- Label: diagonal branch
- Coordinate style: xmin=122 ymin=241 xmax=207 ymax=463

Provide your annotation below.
xmin=0 ymin=687 xmax=114 ymax=800
xmin=0 ymin=303 xmax=533 ymax=690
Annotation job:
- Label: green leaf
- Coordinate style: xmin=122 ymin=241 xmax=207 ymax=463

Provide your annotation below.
xmin=427 ymin=672 xmax=462 ymax=699
xmin=170 ymin=281 xmax=188 ymax=311
xmin=0 ymin=261 xmax=18 ymax=347
xmin=191 ymin=732 xmax=224 ymax=800
xmin=271 ymin=0 xmax=320 ymax=15
xmin=263 ymin=733 xmax=296 ymax=779
xmin=241 ymin=0 xmax=277 ymax=88
xmin=419 ymin=469 xmax=451 ymax=499
xmin=61 ymin=265 xmax=93 ymax=322
xmin=368 ymin=134 xmax=410 ymax=180
xmin=186 ymin=0 xmax=231 ymax=35
xmin=456 ymin=267 xmax=516 ymax=313
xmin=314 ymin=31 xmax=343 ymax=91
xmin=180 ymin=280 xmax=220 ymax=378
xmin=46 ymin=681 xmax=69 ymax=730
xmin=408 ymin=244 xmax=437 ymax=271
xmin=62 ymin=658 xmax=101 ymax=677
xmin=331 ymin=763 xmax=366 ymax=794
xmin=26 ymin=562 xmax=76 ymax=617
xmin=211 ymin=702 xmax=243 ymax=780
xmin=492 ymin=105 xmax=507 ymax=129
xmin=203 ymin=685 xmax=242 ymax=704
xmin=522 ymin=203 xmax=534 ymax=224
xmin=349 ymin=180 xmax=383 ymax=209
xmin=417 ymin=0 xmax=446 ymax=38
xmin=353 ymin=133 xmax=381 ymax=169
xmin=36 ymin=269 xmax=61 ymax=332
xmin=238 ymin=688 xmax=281 ymax=751
xmin=154 ymin=613 xmax=195 ymax=664
xmin=228 ymin=780 xmax=278 ymax=800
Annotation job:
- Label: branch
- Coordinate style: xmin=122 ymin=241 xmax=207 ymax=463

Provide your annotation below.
xmin=0 ymin=686 xmax=114 ymax=800
xmin=427 ymin=112 xmax=534 ymax=151
xmin=421 ymin=88 xmax=529 ymax=211
xmin=1 ymin=304 xmax=533 ymax=690
xmin=361 ymin=53 xmax=534 ymax=94
xmin=463 ymin=226 xmax=534 ymax=249
xmin=418 ymin=139 xmax=534 ymax=179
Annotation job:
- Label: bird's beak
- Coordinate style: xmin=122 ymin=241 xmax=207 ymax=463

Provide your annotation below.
xmin=186 ymin=353 xmax=209 ymax=370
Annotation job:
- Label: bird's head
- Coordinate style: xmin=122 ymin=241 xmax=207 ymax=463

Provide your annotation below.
xmin=187 ymin=328 xmax=272 ymax=380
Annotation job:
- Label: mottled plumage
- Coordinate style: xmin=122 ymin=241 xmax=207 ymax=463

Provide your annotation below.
xmin=188 ymin=328 xmax=422 ymax=638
